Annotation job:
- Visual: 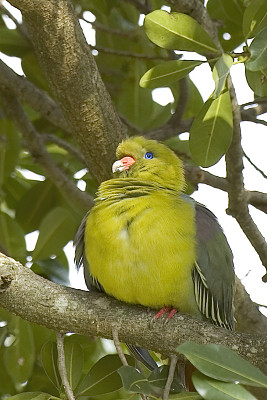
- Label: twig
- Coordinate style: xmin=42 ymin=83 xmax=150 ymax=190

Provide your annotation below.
xmin=243 ymin=151 xmax=267 ymax=179
xmin=1 ymin=90 xmax=93 ymax=210
xmin=0 ymin=60 xmax=72 ymax=135
xmin=42 ymin=133 xmax=86 ymax=164
xmin=123 ymin=0 xmax=152 ymax=14
xmin=91 ymin=45 xmax=169 ymax=60
xmin=91 ymin=21 xmax=136 ymax=39
xmin=163 ymin=355 xmax=178 ymax=400
xmin=0 ymin=2 xmax=29 ymax=39
xmin=56 ymin=333 xmax=75 ymax=400
xmin=112 ymin=328 xmax=128 ymax=366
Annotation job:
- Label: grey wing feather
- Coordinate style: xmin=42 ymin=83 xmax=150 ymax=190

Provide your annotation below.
xmin=74 ymin=212 xmax=103 ymax=292
xmin=193 ymin=203 xmax=235 ymax=330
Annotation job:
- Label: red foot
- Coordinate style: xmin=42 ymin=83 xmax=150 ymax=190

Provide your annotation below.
xmin=152 ymin=307 xmax=178 ymax=325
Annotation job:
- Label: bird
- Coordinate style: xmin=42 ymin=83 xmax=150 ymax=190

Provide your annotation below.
xmin=74 ymin=136 xmax=235 ymax=372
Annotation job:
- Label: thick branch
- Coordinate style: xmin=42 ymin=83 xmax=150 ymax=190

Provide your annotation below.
xmin=1 ymin=90 xmax=93 ymax=210
xmin=9 ymin=0 xmax=126 ymax=183
xmin=0 ymin=253 xmax=266 ymax=378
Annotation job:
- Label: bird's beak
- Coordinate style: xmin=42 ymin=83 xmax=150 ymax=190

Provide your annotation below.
xmin=112 ymin=156 xmax=136 ymax=173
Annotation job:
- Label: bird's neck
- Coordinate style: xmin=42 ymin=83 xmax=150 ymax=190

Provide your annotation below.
xmin=95 ymin=178 xmax=179 ymax=203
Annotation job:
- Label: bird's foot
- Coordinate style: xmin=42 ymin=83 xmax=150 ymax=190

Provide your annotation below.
xmin=150 ymin=307 xmax=177 ymax=327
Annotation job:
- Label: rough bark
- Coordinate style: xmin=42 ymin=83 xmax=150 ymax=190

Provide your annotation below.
xmin=0 ymin=253 xmax=267 ymax=381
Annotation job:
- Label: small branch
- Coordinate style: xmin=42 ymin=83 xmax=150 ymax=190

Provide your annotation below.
xmin=92 ymin=45 xmax=170 ymax=60
xmin=0 ymin=60 xmax=72 ymax=135
xmin=0 ymin=2 xmax=29 ymax=39
xmin=163 ymin=355 xmax=177 ymax=400
xmin=112 ymin=328 xmax=128 ymax=366
xmin=123 ymin=0 xmax=152 ymax=14
xmin=56 ymin=333 xmax=75 ymax=400
xmin=42 ymin=133 xmax=86 ymax=164
xmin=1 ymin=90 xmax=93 ymax=210
xmin=243 ymin=151 xmax=267 ymax=179
xmin=145 ymin=118 xmax=193 ymax=141
xmin=91 ymin=20 xmax=136 ymax=39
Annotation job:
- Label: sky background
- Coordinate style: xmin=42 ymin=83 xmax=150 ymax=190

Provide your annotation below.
xmin=1 ymin=1 xmax=267 ymax=317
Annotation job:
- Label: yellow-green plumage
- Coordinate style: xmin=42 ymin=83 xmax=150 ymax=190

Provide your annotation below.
xmin=75 ymin=136 xmax=235 ymax=331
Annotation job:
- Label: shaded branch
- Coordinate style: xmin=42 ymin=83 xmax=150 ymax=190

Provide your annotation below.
xmin=0 ymin=253 xmax=266 ymax=378
xmin=42 ymin=133 xmax=86 ymax=164
xmin=1 ymin=90 xmax=93 ymax=210
xmin=0 ymin=60 xmax=72 ymax=135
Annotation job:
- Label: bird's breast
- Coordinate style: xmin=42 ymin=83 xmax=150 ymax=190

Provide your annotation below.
xmin=85 ymin=194 xmax=198 ymax=314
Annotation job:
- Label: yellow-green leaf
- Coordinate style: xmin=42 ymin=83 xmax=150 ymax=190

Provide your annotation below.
xmin=243 ymin=0 xmax=267 ymax=38
xmin=144 ymin=10 xmax=219 ymax=55
xmin=189 ymin=90 xmax=233 ymax=167
xmin=140 ymin=60 xmax=203 ymax=89
xmin=212 ymin=54 xmax=233 ymax=98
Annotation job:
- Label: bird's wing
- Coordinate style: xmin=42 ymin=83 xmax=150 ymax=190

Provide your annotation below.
xmin=74 ymin=211 xmax=103 ymax=292
xmin=74 ymin=213 xmax=158 ymax=370
xmin=193 ymin=202 xmax=235 ymax=330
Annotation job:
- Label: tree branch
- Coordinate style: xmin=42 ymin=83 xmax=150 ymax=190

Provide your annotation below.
xmin=0 ymin=253 xmax=266 ymax=379
xmin=56 ymin=333 xmax=75 ymax=400
xmin=8 ymin=0 xmax=126 ymax=183
xmin=0 ymin=60 xmax=72 ymax=135
xmin=226 ymin=80 xmax=267 ymax=282
xmin=1 ymin=90 xmax=93 ymax=210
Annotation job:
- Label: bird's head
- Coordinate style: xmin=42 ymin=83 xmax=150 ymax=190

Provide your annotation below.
xmin=112 ymin=136 xmax=185 ymax=192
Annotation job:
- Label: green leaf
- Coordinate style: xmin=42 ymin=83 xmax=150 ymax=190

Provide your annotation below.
xmin=41 ymin=341 xmax=61 ymax=390
xmin=212 ymin=54 xmax=233 ymax=98
xmin=0 ymin=27 xmax=30 ymax=57
xmin=0 ymin=119 xmax=20 ymax=187
xmin=3 ymin=173 xmax=32 ymax=210
xmin=4 ymin=316 xmax=35 ymax=388
xmin=32 ymin=206 xmax=77 ymax=261
xmin=243 ymin=0 xmax=267 ymax=38
xmin=192 ymin=371 xmax=257 ymax=400
xmin=246 ymin=27 xmax=267 ymax=71
xmin=76 ymin=354 xmax=133 ymax=397
xmin=140 ymin=60 xmax=203 ymax=89
xmin=177 ymin=342 xmax=267 ymax=388
xmin=64 ymin=336 xmax=84 ymax=391
xmin=0 ymin=212 xmax=26 ymax=263
xmin=118 ymin=366 xmax=154 ymax=395
xmin=245 ymin=67 xmax=267 ymax=96
xmin=6 ymin=392 xmax=60 ymax=400
xmin=16 ymin=180 xmax=58 ymax=234
xmin=221 ymin=0 xmax=245 ymax=26
xmin=148 ymin=365 xmax=183 ymax=393
xmin=183 ymin=79 xmax=204 ymax=119
xmin=144 ymin=10 xmax=219 ymax=55
xmin=31 ymin=253 xmax=70 ymax=285
xmin=189 ymin=90 xmax=233 ymax=167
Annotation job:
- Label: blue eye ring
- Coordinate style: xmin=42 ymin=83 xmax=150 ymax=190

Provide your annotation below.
xmin=144 ymin=151 xmax=154 ymax=160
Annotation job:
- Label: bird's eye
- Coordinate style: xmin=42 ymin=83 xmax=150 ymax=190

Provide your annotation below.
xmin=144 ymin=151 xmax=154 ymax=160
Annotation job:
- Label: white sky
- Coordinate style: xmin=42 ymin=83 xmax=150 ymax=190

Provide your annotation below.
xmin=1 ymin=2 xmax=267 ymax=317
